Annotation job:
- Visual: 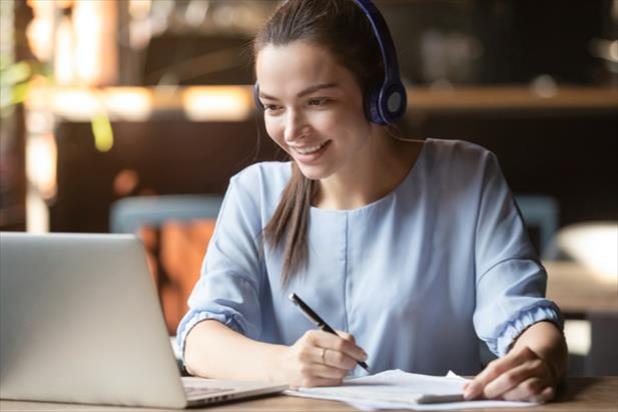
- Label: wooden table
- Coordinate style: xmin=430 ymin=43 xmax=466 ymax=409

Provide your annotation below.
xmin=1 ymin=377 xmax=616 ymax=412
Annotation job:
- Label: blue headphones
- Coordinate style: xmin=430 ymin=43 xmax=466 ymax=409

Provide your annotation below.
xmin=254 ymin=0 xmax=407 ymax=125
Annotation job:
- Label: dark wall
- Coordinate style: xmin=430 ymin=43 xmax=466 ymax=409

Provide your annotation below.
xmin=368 ymin=0 xmax=609 ymax=85
xmin=50 ymin=107 xmax=616 ymax=233
xmin=50 ymin=119 xmax=282 ymax=233
xmin=409 ymin=109 xmax=617 ymax=227
xmin=140 ymin=0 xmax=613 ymax=87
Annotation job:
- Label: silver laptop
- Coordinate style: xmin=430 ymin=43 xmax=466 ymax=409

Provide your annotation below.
xmin=0 ymin=232 xmax=287 ymax=408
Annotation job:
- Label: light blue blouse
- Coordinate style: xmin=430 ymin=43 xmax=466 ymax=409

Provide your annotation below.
xmin=177 ymin=138 xmax=562 ymax=376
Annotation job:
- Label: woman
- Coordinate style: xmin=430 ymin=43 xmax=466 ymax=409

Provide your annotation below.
xmin=178 ymin=0 xmax=567 ymax=402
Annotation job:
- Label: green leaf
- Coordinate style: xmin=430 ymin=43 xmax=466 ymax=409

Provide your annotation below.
xmin=91 ymin=112 xmax=114 ymax=152
xmin=0 ymin=61 xmax=32 ymax=86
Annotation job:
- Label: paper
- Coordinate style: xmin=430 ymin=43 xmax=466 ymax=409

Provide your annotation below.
xmin=285 ymin=369 xmax=536 ymax=410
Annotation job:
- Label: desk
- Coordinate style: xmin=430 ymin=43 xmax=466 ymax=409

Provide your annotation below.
xmin=1 ymin=377 xmax=617 ymax=412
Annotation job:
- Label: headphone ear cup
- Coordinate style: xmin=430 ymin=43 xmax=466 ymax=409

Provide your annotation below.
xmin=382 ymin=83 xmax=407 ymax=123
xmin=364 ymin=85 xmax=385 ymax=125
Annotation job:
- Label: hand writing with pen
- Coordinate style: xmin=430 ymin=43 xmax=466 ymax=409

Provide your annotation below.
xmin=278 ymin=329 xmax=368 ymax=388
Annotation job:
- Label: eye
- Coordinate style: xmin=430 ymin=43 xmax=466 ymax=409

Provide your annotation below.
xmin=263 ymin=103 xmax=282 ymax=112
xmin=307 ymin=97 xmax=329 ymax=107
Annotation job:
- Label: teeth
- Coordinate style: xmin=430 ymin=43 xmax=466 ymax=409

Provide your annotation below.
xmin=294 ymin=142 xmax=326 ymax=155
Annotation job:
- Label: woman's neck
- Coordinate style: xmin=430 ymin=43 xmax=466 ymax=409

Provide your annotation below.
xmin=313 ymin=132 xmax=423 ymax=210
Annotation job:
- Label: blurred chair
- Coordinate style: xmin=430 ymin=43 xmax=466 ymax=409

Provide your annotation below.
xmin=514 ymin=194 xmax=559 ymax=258
xmin=110 ymin=195 xmax=223 ymax=234
xmin=110 ymin=195 xmax=223 ymax=335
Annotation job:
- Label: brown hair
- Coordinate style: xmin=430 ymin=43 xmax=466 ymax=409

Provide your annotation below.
xmin=256 ymin=0 xmax=383 ymax=284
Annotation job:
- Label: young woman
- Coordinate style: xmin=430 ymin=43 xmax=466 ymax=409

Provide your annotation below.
xmin=178 ymin=0 xmax=567 ymax=402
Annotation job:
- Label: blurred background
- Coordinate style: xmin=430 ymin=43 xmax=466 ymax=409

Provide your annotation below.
xmin=1 ymin=0 xmax=616 ymax=376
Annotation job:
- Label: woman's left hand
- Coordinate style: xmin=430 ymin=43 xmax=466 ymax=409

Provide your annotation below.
xmin=463 ymin=345 xmax=558 ymax=403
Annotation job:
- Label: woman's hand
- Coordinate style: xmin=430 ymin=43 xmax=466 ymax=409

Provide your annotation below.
xmin=277 ymin=329 xmax=368 ymax=388
xmin=463 ymin=345 xmax=559 ymax=403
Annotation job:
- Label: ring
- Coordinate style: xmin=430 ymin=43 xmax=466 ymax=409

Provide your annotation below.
xmin=321 ymin=348 xmax=327 ymax=364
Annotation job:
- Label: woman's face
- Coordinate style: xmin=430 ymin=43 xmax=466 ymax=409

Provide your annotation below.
xmin=256 ymin=41 xmax=372 ymax=181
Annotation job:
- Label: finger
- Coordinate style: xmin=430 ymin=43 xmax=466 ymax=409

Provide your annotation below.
xmin=307 ymin=345 xmax=355 ymax=370
xmin=483 ymin=359 xmax=546 ymax=399
xmin=534 ymin=386 xmax=555 ymax=403
xmin=501 ymin=378 xmax=546 ymax=402
xmin=465 ymin=347 xmax=538 ymax=399
xmin=323 ymin=347 xmax=358 ymax=370
xmin=335 ymin=330 xmax=356 ymax=343
xmin=309 ymin=363 xmax=349 ymax=380
xmin=311 ymin=331 xmax=367 ymax=363
xmin=511 ymin=384 xmax=555 ymax=404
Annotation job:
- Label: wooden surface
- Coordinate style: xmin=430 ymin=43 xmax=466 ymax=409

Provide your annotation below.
xmin=405 ymin=86 xmax=618 ymax=112
xmin=544 ymin=260 xmax=618 ymax=313
xmin=27 ymin=85 xmax=617 ymax=121
xmin=1 ymin=377 xmax=617 ymax=411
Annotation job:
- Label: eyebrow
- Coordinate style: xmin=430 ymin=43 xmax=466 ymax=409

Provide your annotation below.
xmin=259 ymin=83 xmax=339 ymax=101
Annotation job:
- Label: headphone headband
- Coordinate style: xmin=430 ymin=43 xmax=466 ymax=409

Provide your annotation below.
xmin=352 ymin=0 xmax=400 ymax=86
xmin=352 ymin=0 xmax=407 ymax=124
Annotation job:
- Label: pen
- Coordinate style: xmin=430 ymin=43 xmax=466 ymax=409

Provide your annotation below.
xmin=288 ymin=292 xmax=370 ymax=372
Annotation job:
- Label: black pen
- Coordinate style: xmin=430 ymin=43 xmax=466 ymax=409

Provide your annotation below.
xmin=289 ymin=293 xmax=370 ymax=372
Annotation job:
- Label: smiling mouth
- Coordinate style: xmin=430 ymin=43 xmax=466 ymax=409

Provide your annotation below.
xmin=291 ymin=141 xmax=329 ymax=155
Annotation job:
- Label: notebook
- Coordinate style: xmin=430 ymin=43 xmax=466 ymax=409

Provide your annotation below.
xmin=287 ymin=369 xmax=535 ymax=410
xmin=0 ymin=232 xmax=287 ymax=408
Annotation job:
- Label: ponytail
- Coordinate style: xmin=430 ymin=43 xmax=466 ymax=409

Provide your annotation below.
xmin=263 ymin=163 xmax=315 ymax=285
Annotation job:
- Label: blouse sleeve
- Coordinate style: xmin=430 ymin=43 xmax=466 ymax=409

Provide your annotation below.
xmin=473 ymin=151 xmax=563 ymax=357
xmin=176 ymin=172 xmax=265 ymax=359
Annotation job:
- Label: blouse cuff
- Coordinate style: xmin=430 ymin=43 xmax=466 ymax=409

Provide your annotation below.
xmin=176 ymin=311 xmax=243 ymax=362
xmin=489 ymin=303 xmax=563 ymax=357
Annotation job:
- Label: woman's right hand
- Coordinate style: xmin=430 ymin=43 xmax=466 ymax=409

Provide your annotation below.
xmin=277 ymin=330 xmax=368 ymax=388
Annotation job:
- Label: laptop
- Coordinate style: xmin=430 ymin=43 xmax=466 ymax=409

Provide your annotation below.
xmin=0 ymin=232 xmax=287 ymax=408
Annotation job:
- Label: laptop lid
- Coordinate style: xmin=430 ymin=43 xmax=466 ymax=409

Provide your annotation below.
xmin=0 ymin=232 xmax=188 ymax=408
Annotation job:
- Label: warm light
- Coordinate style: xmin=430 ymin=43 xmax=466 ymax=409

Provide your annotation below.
xmin=54 ymin=16 xmax=75 ymax=85
xmin=182 ymin=87 xmax=252 ymax=121
xmin=56 ymin=0 xmax=75 ymax=8
xmin=49 ymin=88 xmax=101 ymax=120
xmin=557 ymin=222 xmax=618 ymax=282
xmin=26 ymin=187 xmax=49 ymax=234
xmin=129 ymin=0 xmax=152 ymax=19
xmin=530 ymin=74 xmax=557 ymax=99
xmin=31 ymin=0 xmax=117 ymax=86
xmin=105 ymin=88 xmax=152 ymax=120
xmin=25 ymin=0 xmax=56 ymax=61
xmin=564 ymin=320 xmax=591 ymax=356
xmin=113 ymin=169 xmax=140 ymax=196
xmin=609 ymin=40 xmax=618 ymax=62
xmin=26 ymin=132 xmax=57 ymax=200
xmin=26 ymin=110 xmax=54 ymax=134
xmin=72 ymin=0 xmax=117 ymax=85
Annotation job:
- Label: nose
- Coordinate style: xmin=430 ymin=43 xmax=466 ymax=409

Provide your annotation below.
xmin=283 ymin=110 xmax=308 ymax=143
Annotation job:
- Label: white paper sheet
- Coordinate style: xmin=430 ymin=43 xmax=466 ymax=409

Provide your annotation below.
xmin=284 ymin=369 xmax=536 ymax=411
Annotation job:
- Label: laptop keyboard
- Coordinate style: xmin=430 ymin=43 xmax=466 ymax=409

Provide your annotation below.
xmin=184 ymin=385 xmax=234 ymax=397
